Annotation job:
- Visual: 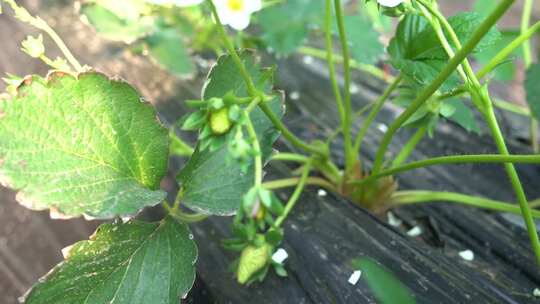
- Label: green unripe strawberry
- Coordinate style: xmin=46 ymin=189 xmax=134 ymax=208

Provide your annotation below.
xmin=237 ymin=243 xmax=272 ymax=284
xmin=209 ymin=107 xmax=232 ymax=135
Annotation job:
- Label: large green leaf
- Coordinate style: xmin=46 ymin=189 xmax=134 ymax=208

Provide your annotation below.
xmin=352 ymin=257 xmax=416 ymax=304
xmin=258 ymin=0 xmax=324 ymax=54
xmin=525 ymin=64 xmax=540 ymax=120
xmin=81 ymin=3 xmax=154 ymax=43
xmin=0 ymin=71 xmax=168 ymax=218
xmin=388 ymin=13 xmax=500 ymax=92
xmin=343 ymin=14 xmax=383 ymax=65
xmin=24 ymin=216 xmax=197 ymax=304
xmin=177 ymin=52 xmax=283 ymax=215
xmin=145 ymin=26 xmax=194 ymax=77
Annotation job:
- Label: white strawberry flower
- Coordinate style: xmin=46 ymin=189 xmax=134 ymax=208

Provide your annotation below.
xmin=377 ymin=0 xmax=406 ymax=7
xmin=213 ymin=0 xmax=262 ymax=31
xmin=146 ymin=0 xmax=204 ymax=6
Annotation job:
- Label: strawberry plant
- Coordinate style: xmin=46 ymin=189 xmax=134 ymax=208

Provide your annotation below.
xmin=1 ymin=0 xmax=540 ymax=302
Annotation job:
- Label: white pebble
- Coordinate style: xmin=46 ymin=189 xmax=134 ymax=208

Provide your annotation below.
xmin=272 ymin=248 xmax=288 ymax=264
xmin=303 ymin=55 xmax=314 ymax=65
xmin=348 ymin=270 xmax=362 ymax=285
xmin=82 ymin=213 xmax=97 ymax=221
xmin=121 ymin=216 xmax=131 ymax=223
xmin=406 ymin=226 xmax=422 ymax=237
xmin=317 ymin=189 xmax=327 ymax=197
xmin=459 ymin=249 xmax=474 ymax=261
xmin=350 ymin=83 xmax=360 ymax=94
xmin=533 ymin=288 xmax=540 ymax=297
xmin=387 ymin=211 xmax=402 ymax=227
xmin=289 ymin=91 xmax=300 ymax=100
xmin=377 ymin=123 xmax=389 ymax=133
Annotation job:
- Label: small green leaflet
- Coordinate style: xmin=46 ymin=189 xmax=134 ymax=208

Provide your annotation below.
xmin=388 ymin=13 xmax=500 ymax=92
xmin=80 ymin=3 xmax=154 ymax=43
xmin=352 ymin=257 xmax=416 ymax=304
xmin=177 ymin=52 xmax=284 ymax=215
xmin=525 ymin=64 xmax=540 ymax=121
xmin=258 ymin=0 xmax=323 ymax=54
xmin=444 ymin=99 xmax=480 ymax=134
xmin=0 ymin=72 xmax=168 ymax=218
xmin=145 ymin=26 xmax=195 ymax=77
xmin=24 ymin=217 xmax=197 ymax=304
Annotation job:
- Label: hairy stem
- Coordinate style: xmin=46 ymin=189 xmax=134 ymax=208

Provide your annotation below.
xmin=356 ymin=154 xmax=540 ymax=185
xmin=263 ymin=176 xmax=337 ymax=193
xmin=324 ymin=0 xmax=346 ymax=133
xmin=371 ymin=0 xmax=515 ymax=173
xmin=274 ymin=159 xmax=313 ymax=227
xmin=333 ymin=0 xmax=355 ymax=173
xmin=207 ymin=0 xmax=326 ymax=156
xmin=424 ymin=0 xmax=540 ymax=266
xmin=391 ymin=126 xmax=427 ymax=168
xmin=521 ymin=0 xmax=539 ymax=153
xmin=392 ymin=190 xmax=540 ymax=218
xmin=298 ymin=46 xmax=391 ymax=82
xmin=353 ymin=74 xmax=402 ymax=156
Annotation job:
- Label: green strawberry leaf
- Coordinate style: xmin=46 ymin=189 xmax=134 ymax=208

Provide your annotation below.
xmin=343 ymin=14 xmax=384 ymax=65
xmin=258 ymin=0 xmax=324 ymax=54
xmin=145 ymin=25 xmax=195 ymax=77
xmin=80 ymin=3 xmax=154 ymax=43
xmin=444 ymin=99 xmax=480 ymax=134
xmin=388 ymin=13 xmax=500 ymax=92
xmin=352 ymin=257 xmax=416 ymax=304
xmin=24 ymin=216 xmax=197 ymax=304
xmin=525 ymin=63 xmax=540 ymax=121
xmin=177 ymin=52 xmax=284 ymax=216
xmin=0 ymin=71 xmax=168 ymax=218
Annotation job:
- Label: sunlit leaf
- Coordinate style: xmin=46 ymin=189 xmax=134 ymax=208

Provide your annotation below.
xmin=0 ymin=72 xmax=168 ymax=218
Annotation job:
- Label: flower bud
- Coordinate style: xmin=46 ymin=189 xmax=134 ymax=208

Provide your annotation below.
xmin=237 ymin=243 xmax=272 ymax=284
xmin=21 ymin=34 xmax=45 ymax=58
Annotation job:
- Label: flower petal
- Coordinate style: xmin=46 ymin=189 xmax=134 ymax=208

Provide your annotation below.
xmin=377 ymin=0 xmax=405 ymax=7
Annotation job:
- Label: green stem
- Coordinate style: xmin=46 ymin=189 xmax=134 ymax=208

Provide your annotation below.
xmin=263 ymin=176 xmax=336 ymax=193
xmin=520 ymin=0 xmax=539 ymax=153
xmin=207 ymin=0 xmax=256 ymax=96
xmin=270 ymin=152 xmax=310 ymax=163
xmin=355 ymin=154 xmax=540 ymax=185
xmin=274 ymin=159 xmax=313 ymax=227
xmin=333 ymin=0 xmax=355 ymax=173
xmin=207 ymin=0 xmax=325 ymax=157
xmin=353 ymin=74 xmax=402 ymax=155
xmin=371 ymin=0 xmax=515 ymax=174
xmin=424 ymin=0 xmax=540 ymax=266
xmin=3 ymin=0 xmax=83 ymax=72
xmin=493 ymin=98 xmax=530 ymax=116
xmin=418 ymin=2 xmax=468 ymax=81
xmin=298 ymin=46 xmax=391 ymax=82
xmin=164 ymin=203 xmax=209 ymax=223
xmin=244 ymin=109 xmax=263 ymax=187
xmin=478 ymin=20 xmax=540 ymax=79
xmin=259 ymin=102 xmax=326 ymax=156
xmin=392 ymin=190 xmax=540 ymax=218
xmin=324 ymin=0 xmax=346 ymax=131
xmin=530 ymin=198 xmax=540 ymax=208
xmin=418 ymin=0 xmax=476 ymax=85
xmin=169 ymin=130 xmax=195 ymax=156
xmin=484 ymin=104 xmax=540 ymax=265
xmin=391 ymin=126 xmax=427 ymax=168
xmin=521 ymin=0 xmax=534 ymax=66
